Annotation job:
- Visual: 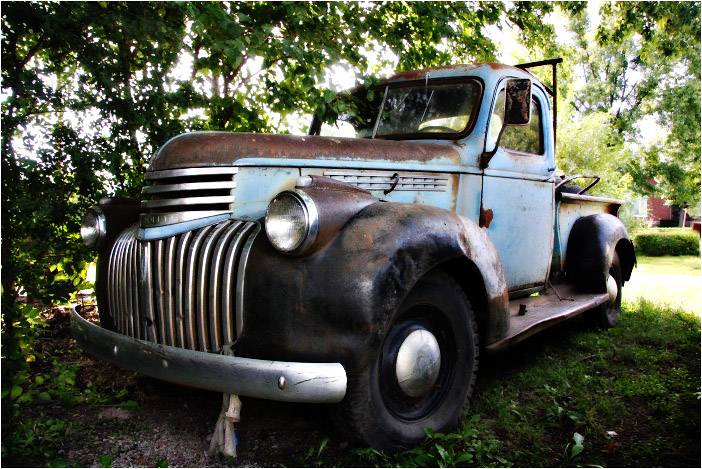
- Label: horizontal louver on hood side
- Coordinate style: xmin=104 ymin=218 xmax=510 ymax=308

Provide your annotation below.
xmin=140 ymin=167 xmax=238 ymax=228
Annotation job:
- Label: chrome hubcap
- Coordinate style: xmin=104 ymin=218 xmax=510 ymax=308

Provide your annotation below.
xmin=395 ymin=329 xmax=441 ymax=397
xmin=606 ymin=274 xmax=618 ymax=305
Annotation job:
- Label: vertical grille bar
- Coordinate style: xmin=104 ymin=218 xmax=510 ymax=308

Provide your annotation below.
xmin=196 ymin=223 xmax=230 ymax=352
xmin=140 ymin=242 xmax=157 ymax=342
xmin=236 ymin=224 xmax=261 ymax=339
xmin=221 ymin=223 xmax=254 ymax=344
xmin=106 ymin=220 xmax=259 ymax=352
xmin=153 ymin=240 xmax=167 ymax=345
xmin=184 ymin=225 xmax=215 ymax=350
xmin=127 ymin=228 xmax=141 ymax=339
xmin=209 ymin=221 xmax=243 ymax=349
xmin=119 ymin=229 xmax=132 ymax=337
xmin=174 ymin=231 xmax=193 ymax=348
xmin=164 ymin=237 xmax=177 ymax=346
xmin=109 ymin=229 xmax=128 ymax=334
xmin=107 ymin=231 xmax=119 ymax=331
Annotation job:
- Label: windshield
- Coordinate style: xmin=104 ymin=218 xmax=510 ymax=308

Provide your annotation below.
xmin=316 ymin=79 xmax=482 ymax=139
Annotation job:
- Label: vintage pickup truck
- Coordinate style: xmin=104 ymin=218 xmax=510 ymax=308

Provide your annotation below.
xmin=73 ymin=59 xmax=636 ymax=452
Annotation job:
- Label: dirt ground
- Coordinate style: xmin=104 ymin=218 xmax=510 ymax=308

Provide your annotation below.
xmin=59 ymin=381 xmax=347 ymax=467
xmin=5 ymin=308 xmax=357 ymax=468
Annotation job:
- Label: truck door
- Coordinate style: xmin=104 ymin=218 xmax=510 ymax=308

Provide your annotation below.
xmin=481 ymin=81 xmax=555 ymax=295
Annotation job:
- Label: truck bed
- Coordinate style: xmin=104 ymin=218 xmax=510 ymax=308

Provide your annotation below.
xmin=485 ymin=284 xmax=608 ymax=353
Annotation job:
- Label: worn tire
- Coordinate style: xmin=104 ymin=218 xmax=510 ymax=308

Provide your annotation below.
xmin=331 ymin=269 xmax=479 ymax=453
xmin=584 ymin=251 xmax=622 ymax=328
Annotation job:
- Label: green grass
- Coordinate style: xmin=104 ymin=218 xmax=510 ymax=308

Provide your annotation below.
xmin=635 ymin=227 xmax=696 ymax=235
xmin=348 ymin=300 xmax=701 ymax=467
xmin=634 ymin=255 xmax=700 ymax=276
xmin=623 ymin=255 xmax=701 ymax=314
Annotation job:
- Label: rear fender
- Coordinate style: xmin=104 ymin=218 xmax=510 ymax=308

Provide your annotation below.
xmin=565 ymin=213 xmax=636 ymax=292
xmin=238 ymin=202 xmax=509 ymax=374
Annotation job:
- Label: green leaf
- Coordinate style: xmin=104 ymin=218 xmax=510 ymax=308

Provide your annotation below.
xmin=119 ymin=400 xmax=139 ymax=409
xmin=99 ymin=455 xmax=114 ymax=468
xmin=10 ymin=385 xmax=23 ymax=400
xmin=317 ymin=436 xmax=329 ymax=457
xmin=571 ymin=432 xmax=585 ymax=458
xmin=323 ymin=90 xmax=336 ymax=103
xmin=436 ymin=444 xmax=448 ymax=462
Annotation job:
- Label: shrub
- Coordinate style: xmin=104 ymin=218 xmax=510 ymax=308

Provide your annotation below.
xmin=634 ymin=232 xmax=700 ymax=256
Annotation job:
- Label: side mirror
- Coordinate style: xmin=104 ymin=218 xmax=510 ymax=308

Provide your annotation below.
xmin=504 ymin=78 xmax=532 ymax=126
xmin=480 ymin=78 xmax=533 ymax=169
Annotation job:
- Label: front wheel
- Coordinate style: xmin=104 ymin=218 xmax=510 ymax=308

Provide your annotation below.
xmin=332 ymin=270 xmax=479 ymax=453
xmin=584 ymin=251 xmax=622 ymax=328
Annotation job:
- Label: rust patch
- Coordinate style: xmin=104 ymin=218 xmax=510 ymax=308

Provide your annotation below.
xmin=148 ymin=132 xmax=462 ymax=170
xmin=389 ymin=64 xmax=477 ymax=81
xmin=479 ymin=205 xmax=494 ymax=228
xmin=449 ymin=173 xmax=459 ymax=211
xmin=387 ymin=63 xmax=529 ymax=82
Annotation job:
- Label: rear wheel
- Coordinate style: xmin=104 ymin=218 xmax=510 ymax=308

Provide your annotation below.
xmin=332 ymin=270 xmax=479 ymax=453
xmin=584 ymin=252 xmax=622 ymax=328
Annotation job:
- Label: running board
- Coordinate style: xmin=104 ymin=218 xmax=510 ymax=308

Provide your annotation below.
xmin=485 ymin=284 xmax=609 ymax=353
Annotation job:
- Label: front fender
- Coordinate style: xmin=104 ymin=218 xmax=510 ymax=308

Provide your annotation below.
xmin=236 ymin=202 xmax=509 ymax=374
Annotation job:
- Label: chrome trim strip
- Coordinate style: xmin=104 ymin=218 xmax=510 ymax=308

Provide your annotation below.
xmin=141 ymin=211 xmax=233 ymax=229
xmin=142 ymin=181 xmax=236 ymax=194
xmin=72 ymin=308 xmax=347 ymax=404
xmin=141 ymin=195 xmax=234 ymax=209
xmin=145 ymin=167 xmax=239 ymax=180
xmin=196 ymin=222 xmax=230 ymax=351
xmin=137 ymin=213 xmax=232 ymax=241
xmin=209 ymin=221 xmax=243 ymax=350
xmin=236 ymin=224 xmax=261 ymax=339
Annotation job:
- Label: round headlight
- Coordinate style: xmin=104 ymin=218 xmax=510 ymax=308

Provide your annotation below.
xmin=81 ymin=206 xmax=106 ymax=250
xmin=265 ymin=191 xmax=318 ymax=254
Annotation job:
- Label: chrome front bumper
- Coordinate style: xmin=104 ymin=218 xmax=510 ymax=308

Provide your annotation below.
xmin=71 ymin=309 xmax=347 ymax=403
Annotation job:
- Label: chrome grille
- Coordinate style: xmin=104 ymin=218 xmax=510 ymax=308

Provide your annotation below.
xmin=324 ymin=170 xmax=449 ymax=192
xmin=107 ymin=220 xmax=260 ymax=352
xmin=141 ymin=167 xmax=238 ymax=228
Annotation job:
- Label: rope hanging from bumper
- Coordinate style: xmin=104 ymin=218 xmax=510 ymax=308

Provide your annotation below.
xmin=208 ymin=345 xmax=241 ymax=458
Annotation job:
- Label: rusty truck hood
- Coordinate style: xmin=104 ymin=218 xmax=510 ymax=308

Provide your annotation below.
xmin=147 ymin=132 xmax=462 ymax=171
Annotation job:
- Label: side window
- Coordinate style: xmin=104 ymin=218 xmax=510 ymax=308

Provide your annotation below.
xmin=489 ymin=89 xmax=543 ymax=155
